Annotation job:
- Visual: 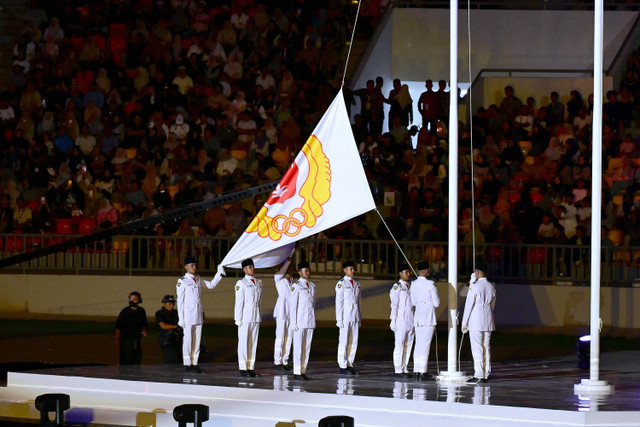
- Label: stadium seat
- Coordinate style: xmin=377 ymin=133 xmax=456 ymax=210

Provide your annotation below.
xmin=173 ymin=404 xmax=209 ymax=427
xmin=517 ymin=140 xmax=532 ymax=156
xmin=124 ymin=148 xmax=137 ymax=159
xmin=606 ymin=158 xmax=623 ymax=173
xmin=77 ymin=218 xmax=97 ymax=235
xmin=93 ymin=34 xmax=106 ymax=51
xmin=35 ymin=393 xmax=70 ymax=427
xmin=318 ymin=415 xmax=354 ymax=427
xmin=109 ymin=22 xmax=127 ymax=37
xmin=168 ymin=185 xmax=179 ymax=200
xmin=6 ymin=236 xmax=24 ymax=252
xmin=528 ymin=247 xmax=546 ymax=264
xmin=55 ymin=218 xmax=74 ymax=234
xmin=111 ymin=237 xmax=129 ymax=254
xmin=608 ymin=229 xmax=624 ymax=246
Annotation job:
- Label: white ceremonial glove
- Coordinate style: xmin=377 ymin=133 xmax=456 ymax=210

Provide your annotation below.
xmin=178 ymin=320 xmax=185 ymax=329
xmin=470 ymin=272 xmax=477 ymax=285
xmin=291 ymin=324 xmax=299 ymax=332
xmin=390 ymin=319 xmax=397 ymax=331
xmin=336 ymin=321 xmax=343 ymax=328
xmin=217 ymin=264 xmax=226 ymax=276
xmin=161 ymin=123 xmax=170 ymax=137
xmin=461 ymin=325 xmax=469 ymax=334
xmin=235 ymin=321 xmax=242 ymax=327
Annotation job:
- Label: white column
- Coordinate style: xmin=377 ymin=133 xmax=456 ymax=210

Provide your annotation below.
xmin=439 ymin=0 xmax=464 ymax=382
xmin=574 ymin=0 xmax=613 ymax=397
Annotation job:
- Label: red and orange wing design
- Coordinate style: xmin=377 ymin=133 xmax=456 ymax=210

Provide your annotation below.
xmin=246 ymin=135 xmax=331 ymax=241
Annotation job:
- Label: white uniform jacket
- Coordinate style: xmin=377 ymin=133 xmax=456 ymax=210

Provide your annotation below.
xmin=390 ymin=280 xmax=414 ymax=329
xmin=462 ymin=277 xmax=496 ymax=331
xmin=273 ymin=262 xmax=293 ymax=320
xmin=234 ymin=276 xmax=263 ymax=324
xmin=176 ymin=272 xmax=221 ymax=325
xmin=410 ymin=276 xmax=440 ymax=327
xmin=335 ymin=276 xmax=362 ymax=323
xmin=289 ymin=278 xmax=316 ymax=329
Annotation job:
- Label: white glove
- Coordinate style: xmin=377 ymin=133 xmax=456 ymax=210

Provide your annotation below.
xmin=217 ymin=265 xmax=226 ymax=276
xmin=470 ymin=272 xmax=477 ymax=284
xmin=235 ymin=321 xmax=242 ymax=327
xmin=291 ymin=324 xmax=299 ymax=332
xmin=461 ymin=325 xmax=469 ymax=334
xmin=178 ymin=320 xmax=185 ymax=329
xmin=390 ymin=319 xmax=397 ymax=331
xmin=336 ymin=321 xmax=343 ymax=328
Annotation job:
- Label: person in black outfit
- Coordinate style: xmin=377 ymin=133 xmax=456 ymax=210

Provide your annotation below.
xmin=155 ymin=295 xmax=182 ymax=364
xmin=115 ymin=291 xmax=148 ymax=365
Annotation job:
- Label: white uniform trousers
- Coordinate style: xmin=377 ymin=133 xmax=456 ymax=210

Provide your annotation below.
xmin=469 ymin=330 xmax=491 ymax=379
xmin=393 ymin=327 xmax=415 ymax=373
xmin=413 ymin=325 xmax=435 ymax=373
xmin=274 ymin=317 xmax=292 ymax=365
xmin=292 ymin=328 xmax=314 ymax=375
xmin=337 ymin=321 xmax=359 ymax=369
xmin=182 ymin=323 xmax=202 ymax=366
xmin=237 ymin=322 xmax=260 ymax=370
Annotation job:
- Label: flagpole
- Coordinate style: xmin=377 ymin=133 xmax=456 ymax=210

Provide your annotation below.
xmin=438 ymin=0 xmax=465 ymax=383
xmin=574 ymin=0 xmax=612 ymax=397
xmin=375 ymin=209 xmax=418 ymax=277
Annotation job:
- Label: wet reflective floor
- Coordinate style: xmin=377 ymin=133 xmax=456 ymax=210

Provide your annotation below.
xmin=14 ymin=351 xmax=640 ymax=413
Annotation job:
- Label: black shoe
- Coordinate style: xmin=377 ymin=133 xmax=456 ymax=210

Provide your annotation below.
xmin=293 ymin=374 xmax=311 ymax=381
xmin=418 ymin=373 xmax=435 ymax=381
xmin=466 ymin=377 xmax=481 ymax=384
xmin=185 ymin=366 xmax=195 ymax=373
xmin=339 ymin=368 xmax=353 ymax=375
xmin=192 ymin=365 xmax=204 ymax=373
xmin=239 ymin=370 xmax=250 ymax=377
xmin=478 ymin=378 xmax=489 ymax=384
xmin=346 ymin=366 xmax=359 ymax=375
xmin=274 ymin=364 xmax=285 ymax=371
xmin=248 ymin=370 xmax=259 ymax=377
xmin=283 ymin=364 xmax=292 ymax=371
xmin=394 ymin=373 xmax=407 ymax=378
xmin=404 ymin=372 xmax=414 ymax=378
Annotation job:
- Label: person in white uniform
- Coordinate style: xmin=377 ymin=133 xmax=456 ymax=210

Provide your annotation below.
xmin=389 ymin=263 xmax=415 ymax=377
xmin=176 ymin=256 xmax=225 ymax=373
xmin=235 ymin=258 xmax=262 ymax=377
xmin=289 ymin=261 xmax=316 ymax=381
xmin=335 ymin=260 xmax=362 ymax=375
xmin=273 ymin=257 xmax=293 ymax=371
xmin=410 ymin=261 xmax=439 ymax=381
xmin=462 ymin=262 xmax=496 ymax=384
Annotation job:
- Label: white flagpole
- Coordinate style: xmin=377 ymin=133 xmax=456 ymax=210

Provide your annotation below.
xmin=439 ymin=0 xmax=464 ymax=382
xmin=575 ymin=0 xmax=612 ymax=396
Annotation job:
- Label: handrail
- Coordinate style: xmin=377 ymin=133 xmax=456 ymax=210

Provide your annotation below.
xmin=2 ymin=233 xmax=639 ymax=286
xmin=389 ymin=0 xmax=640 ymax=11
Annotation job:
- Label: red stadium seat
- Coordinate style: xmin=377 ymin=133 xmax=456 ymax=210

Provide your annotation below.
xmin=93 ymin=34 xmax=106 ymax=51
xmin=77 ymin=218 xmax=97 ymax=235
xmin=110 ymin=23 xmax=127 ymax=38
xmin=6 ymin=236 xmax=25 ymax=252
xmin=55 ymin=218 xmax=74 ymax=235
xmin=528 ymin=247 xmax=546 ymax=264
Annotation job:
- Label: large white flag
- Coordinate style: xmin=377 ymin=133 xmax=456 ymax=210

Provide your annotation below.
xmin=220 ymin=89 xmax=375 ymax=268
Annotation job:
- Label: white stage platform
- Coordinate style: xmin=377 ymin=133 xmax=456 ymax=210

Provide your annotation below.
xmin=1 ymin=353 xmax=640 ymax=426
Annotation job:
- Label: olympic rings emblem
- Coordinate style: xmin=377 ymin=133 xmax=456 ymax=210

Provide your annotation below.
xmin=272 ymin=208 xmax=309 ymax=237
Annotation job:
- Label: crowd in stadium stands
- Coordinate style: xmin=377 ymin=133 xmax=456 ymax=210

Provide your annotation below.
xmin=1 ymin=0 xmax=640 ymax=254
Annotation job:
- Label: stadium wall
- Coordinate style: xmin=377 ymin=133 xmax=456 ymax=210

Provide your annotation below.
xmin=0 ymin=275 xmax=639 ymax=329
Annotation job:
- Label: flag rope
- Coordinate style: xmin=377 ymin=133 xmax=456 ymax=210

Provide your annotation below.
xmin=341 ymin=0 xmax=363 ymax=88
xmin=374 ymin=208 xmax=417 ymax=277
